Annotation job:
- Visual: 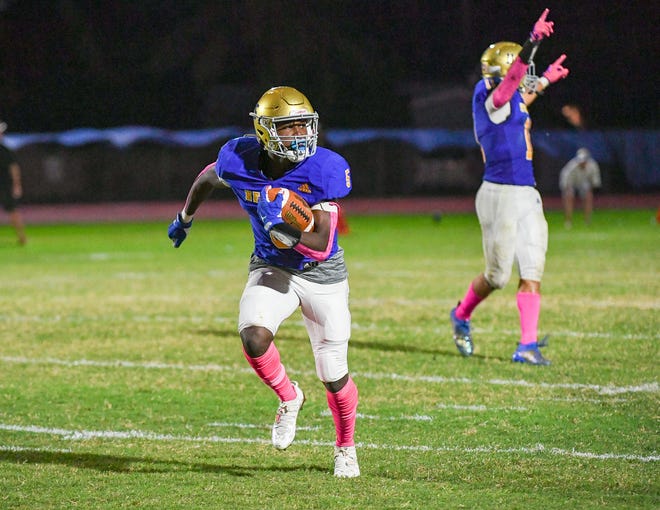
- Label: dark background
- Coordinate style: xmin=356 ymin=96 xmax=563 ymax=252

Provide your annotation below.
xmin=0 ymin=0 xmax=657 ymax=132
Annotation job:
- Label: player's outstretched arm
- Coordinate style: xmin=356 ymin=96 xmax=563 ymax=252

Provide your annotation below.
xmin=168 ymin=162 xmax=223 ymax=248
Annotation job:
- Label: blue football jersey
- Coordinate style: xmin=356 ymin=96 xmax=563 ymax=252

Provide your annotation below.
xmin=215 ymin=136 xmax=352 ymax=270
xmin=472 ymin=80 xmax=536 ymax=186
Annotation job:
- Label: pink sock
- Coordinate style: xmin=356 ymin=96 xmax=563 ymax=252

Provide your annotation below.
xmin=456 ymin=283 xmax=484 ymax=320
xmin=243 ymin=343 xmax=297 ymax=402
xmin=326 ymin=377 xmax=358 ymax=447
xmin=517 ymin=292 xmax=541 ymax=345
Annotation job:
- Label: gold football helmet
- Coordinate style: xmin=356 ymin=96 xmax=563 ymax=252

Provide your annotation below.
xmin=480 ymin=41 xmax=522 ymax=79
xmin=250 ymin=86 xmax=319 ymax=163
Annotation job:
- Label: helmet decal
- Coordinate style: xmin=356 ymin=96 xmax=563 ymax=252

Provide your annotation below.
xmin=480 ymin=41 xmax=522 ymax=79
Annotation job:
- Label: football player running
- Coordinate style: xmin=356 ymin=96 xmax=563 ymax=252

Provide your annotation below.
xmin=168 ymin=86 xmax=360 ymax=477
xmin=449 ymin=8 xmax=569 ymax=365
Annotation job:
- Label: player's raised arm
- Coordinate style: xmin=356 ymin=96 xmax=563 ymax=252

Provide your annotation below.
xmin=490 ymin=8 xmax=558 ymax=108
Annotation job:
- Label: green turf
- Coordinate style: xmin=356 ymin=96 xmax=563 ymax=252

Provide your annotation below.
xmin=0 ymin=209 xmax=658 ymax=509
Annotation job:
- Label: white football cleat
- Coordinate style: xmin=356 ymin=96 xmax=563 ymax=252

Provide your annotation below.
xmin=271 ymin=381 xmax=305 ymax=450
xmin=333 ymin=445 xmax=360 ymax=478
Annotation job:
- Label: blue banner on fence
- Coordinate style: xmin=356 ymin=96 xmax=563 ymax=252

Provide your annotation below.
xmin=5 ymin=126 xmax=659 ymax=188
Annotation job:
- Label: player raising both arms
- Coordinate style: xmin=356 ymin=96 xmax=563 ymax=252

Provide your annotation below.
xmin=168 ymin=86 xmax=359 ymax=478
xmin=449 ymin=8 xmax=569 ymax=365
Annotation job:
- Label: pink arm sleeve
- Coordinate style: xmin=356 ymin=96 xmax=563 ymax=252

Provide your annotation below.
xmin=491 ymin=57 xmax=528 ymax=109
xmin=293 ymin=203 xmax=338 ymax=261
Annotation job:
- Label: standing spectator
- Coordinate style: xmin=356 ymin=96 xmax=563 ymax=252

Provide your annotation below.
xmin=0 ymin=122 xmax=27 ymax=245
xmin=167 ymin=86 xmax=359 ymax=477
xmin=448 ymin=9 xmax=569 ymax=365
xmin=559 ymin=148 xmax=601 ymax=228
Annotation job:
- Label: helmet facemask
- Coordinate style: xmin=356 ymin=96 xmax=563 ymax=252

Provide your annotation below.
xmin=251 ymin=112 xmax=319 ymax=163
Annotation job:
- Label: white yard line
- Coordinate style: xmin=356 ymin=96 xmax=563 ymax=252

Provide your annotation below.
xmin=0 ymin=423 xmax=657 ymax=463
xmin=207 ymin=422 xmax=321 ymax=432
xmin=0 ymin=445 xmax=72 ymax=454
xmin=1 ymin=355 xmax=657 ymax=396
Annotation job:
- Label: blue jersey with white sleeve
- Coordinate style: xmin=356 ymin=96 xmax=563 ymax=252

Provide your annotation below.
xmin=472 ymin=79 xmax=536 ymax=186
xmin=216 ymin=136 xmax=352 ymax=271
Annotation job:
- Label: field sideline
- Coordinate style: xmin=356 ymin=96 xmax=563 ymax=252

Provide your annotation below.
xmin=0 ymin=209 xmax=657 ymax=509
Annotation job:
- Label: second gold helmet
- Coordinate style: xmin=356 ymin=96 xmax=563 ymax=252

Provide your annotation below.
xmin=480 ymin=41 xmax=522 ymax=79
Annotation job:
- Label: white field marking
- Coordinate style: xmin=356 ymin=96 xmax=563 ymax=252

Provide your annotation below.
xmin=0 ymin=315 xmax=234 ymax=324
xmin=0 ymin=356 xmax=254 ymax=374
xmin=87 ymin=252 xmax=156 ymax=261
xmin=351 ymin=295 xmax=660 ymax=312
xmin=535 ymin=397 xmax=628 ymax=404
xmin=114 ymin=269 xmax=235 ymax=280
xmin=323 ymin=406 xmax=528 ymax=418
xmin=114 ymin=272 xmax=153 ymax=280
xmin=350 ymin=322 xmax=659 ymax=341
xmin=353 ymin=370 xmax=659 ymax=396
xmin=207 ymin=422 xmax=321 ymax=432
xmin=351 ymin=298 xmax=442 ymax=307
xmin=0 ymin=423 xmax=657 ymax=463
xmin=497 ymin=328 xmax=660 ymax=341
xmin=1 ymin=355 xmax=657 ymax=396
xmin=0 ymin=445 xmax=73 ymax=454
xmin=435 ymin=403 xmax=528 ymax=412
xmin=1 ymin=312 xmax=656 ymax=342
xmin=320 ymin=410 xmax=434 ymax=421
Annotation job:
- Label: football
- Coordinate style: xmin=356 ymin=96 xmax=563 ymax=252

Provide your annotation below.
xmin=266 ymin=187 xmax=315 ymax=249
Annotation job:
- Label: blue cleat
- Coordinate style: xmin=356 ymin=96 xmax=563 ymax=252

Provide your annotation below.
xmin=512 ymin=342 xmax=550 ymax=366
xmin=450 ymin=305 xmax=474 ymax=357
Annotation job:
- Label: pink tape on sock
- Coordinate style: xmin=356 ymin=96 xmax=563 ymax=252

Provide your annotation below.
xmin=243 ymin=343 xmax=297 ymax=402
xmin=517 ymin=292 xmax=541 ymax=345
xmin=326 ymin=377 xmax=358 ymax=447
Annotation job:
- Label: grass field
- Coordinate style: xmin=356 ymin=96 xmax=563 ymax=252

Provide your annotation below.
xmin=0 ymin=208 xmax=658 ymax=509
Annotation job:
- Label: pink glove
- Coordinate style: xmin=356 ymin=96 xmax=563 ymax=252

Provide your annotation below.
xmin=531 ymin=8 xmax=554 ymax=41
xmin=543 ymin=54 xmax=569 ymax=83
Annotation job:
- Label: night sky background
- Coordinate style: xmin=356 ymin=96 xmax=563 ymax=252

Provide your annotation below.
xmin=0 ymin=0 xmax=657 ymax=132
